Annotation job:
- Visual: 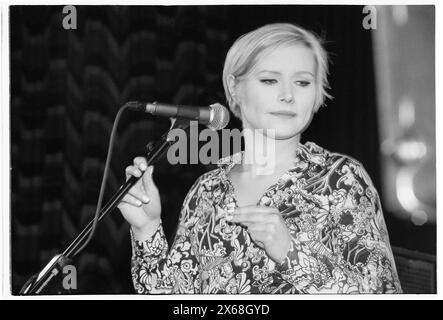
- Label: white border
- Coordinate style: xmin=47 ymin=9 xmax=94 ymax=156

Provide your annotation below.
xmin=1 ymin=1 xmax=11 ymax=299
xmin=0 ymin=0 xmax=441 ymax=300
xmin=0 ymin=0 xmax=438 ymax=5
xmin=435 ymin=0 xmax=441 ymax=300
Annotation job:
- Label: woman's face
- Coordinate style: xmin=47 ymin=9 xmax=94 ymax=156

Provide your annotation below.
xmin=235 ymin=44 xmax=317 ymax=140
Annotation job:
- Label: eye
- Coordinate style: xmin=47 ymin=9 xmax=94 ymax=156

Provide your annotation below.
xmin=296 ymin=81 xmax=311 ymax=87
xmin=260 ymin=79 xmax=277 ymax=85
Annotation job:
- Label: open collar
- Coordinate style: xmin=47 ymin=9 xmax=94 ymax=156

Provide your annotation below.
xmin=216 ymin=141 xmax=328 ymax=174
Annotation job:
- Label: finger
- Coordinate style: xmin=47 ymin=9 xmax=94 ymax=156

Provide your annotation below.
xmin=249 ymin=229 xmax=268 ymax=240
xmin=231 ymin=211 xmax=274 ymax=225
xmin=234 ymin=205 xmax=279 ymax=216
xmin=142 ymin=165 xmax=156 ymax=190
xmin=247 ymin=230 xmax=267 ymax=248
xmin=125 ymin=165 xmax=143 ymax=180
xmin=133 ymin=157 xmax=148 ymax=171
xmin=251 ymin=240 xmax=265 ymax=249
xmin=128 ymin=187 xmax=150 ymax=204
xmin=232 ymin=205 xmax=280 ymax=225
xmin=249 ymin=229 xmax=272 ymax=244
xmin=118 ymin=194 xmax=143 ymax=207
xmin=247 ymin=224 xmax=267 ymax=233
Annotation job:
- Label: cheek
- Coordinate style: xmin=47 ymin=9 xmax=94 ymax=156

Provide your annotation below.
xmin=238 ymin=85 xmax=265 ymax=112
xmin=299 ymin=88 xmax=317 ymax=110
xmin=301 ymin=85 xmax=317 ymax=100
xmin=302 ymin=108 xmax=314 ymax=125
xmin=297 ymin=95 xmax=316 ymax=125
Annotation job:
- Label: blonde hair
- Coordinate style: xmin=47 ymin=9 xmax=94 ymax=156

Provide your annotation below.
xmin=222 ymin=23 xmax=332 ymax=118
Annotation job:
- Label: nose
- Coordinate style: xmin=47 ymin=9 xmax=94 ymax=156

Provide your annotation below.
xmin=279 ymin=83 xmax=295 ymax=104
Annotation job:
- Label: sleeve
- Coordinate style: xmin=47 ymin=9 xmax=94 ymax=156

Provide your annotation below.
xmin=275 ymin=157 xmax=403 ymax=294
xmin=130 ymin=174 xmax=205 ymax=294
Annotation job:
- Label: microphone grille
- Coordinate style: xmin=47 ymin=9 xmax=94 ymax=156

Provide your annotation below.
xmin=208 ymin=103 xmax=230 ymax=130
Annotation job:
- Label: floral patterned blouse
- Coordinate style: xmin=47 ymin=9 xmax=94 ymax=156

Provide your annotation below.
xmin=131 ymin=141 xmax=402 ymax=294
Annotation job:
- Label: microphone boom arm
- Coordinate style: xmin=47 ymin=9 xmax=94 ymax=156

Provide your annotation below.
xmin=19 ymin=117 xmax=191 ymax=295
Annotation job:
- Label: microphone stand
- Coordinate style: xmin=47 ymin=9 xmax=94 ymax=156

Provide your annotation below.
xmin=19 ymin=117 xmax=191 ymax=295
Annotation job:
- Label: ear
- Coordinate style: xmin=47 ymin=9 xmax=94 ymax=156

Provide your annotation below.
xmin=226 ymin=74 xmax=238 ymax=99
xmin=226 ymin=74 xmax=243 ymax=119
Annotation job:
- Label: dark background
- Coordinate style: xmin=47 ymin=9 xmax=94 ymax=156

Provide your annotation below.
xmin=10 ymin=5 xmax=436 ymax=294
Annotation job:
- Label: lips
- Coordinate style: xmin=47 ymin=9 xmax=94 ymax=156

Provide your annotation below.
xmin=269 ymin=111 xmax=297 ymax=117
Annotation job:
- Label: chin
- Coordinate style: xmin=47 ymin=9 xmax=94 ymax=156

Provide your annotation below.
xmin=245 ymin=117 xmax=309 ymax=140
xmin=267 ymin=116 xmax=313 ymax=140
xmin=264 ymin=120 xmax=303 ymax=138
xmin=271 ymin=131 xmax=302 ymax=140
xmin=261 ymin=127 xmax=302 ymax=140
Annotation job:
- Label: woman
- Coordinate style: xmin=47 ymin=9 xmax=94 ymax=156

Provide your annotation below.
xmin=118 ymin=23 xmax=402 ymax=294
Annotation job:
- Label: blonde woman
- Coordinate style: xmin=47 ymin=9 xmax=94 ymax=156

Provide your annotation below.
xmin=118 ymin=23 xmax=402 ymax=294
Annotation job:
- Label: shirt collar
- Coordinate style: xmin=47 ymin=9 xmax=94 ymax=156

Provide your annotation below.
xmin=216 ymin=141 xmax=327 ymax=172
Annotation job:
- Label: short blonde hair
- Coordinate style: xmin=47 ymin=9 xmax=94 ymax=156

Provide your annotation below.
xmin=222 ymin=23 xmax=332 ymax=118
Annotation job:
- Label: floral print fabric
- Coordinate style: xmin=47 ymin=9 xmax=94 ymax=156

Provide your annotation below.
xmin=131 ymin=141 xmax=402 ymax=294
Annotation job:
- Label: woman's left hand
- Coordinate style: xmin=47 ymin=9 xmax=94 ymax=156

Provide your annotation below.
xmin=229 ymin=205 xmax=291 ymax=263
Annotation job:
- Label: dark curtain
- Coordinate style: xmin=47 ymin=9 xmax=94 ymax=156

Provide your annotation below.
xmin=10 ymin=5 xmax=431 ymax=294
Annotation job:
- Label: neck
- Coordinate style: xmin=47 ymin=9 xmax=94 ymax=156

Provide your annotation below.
xmin=241 ymin=128 xmax=300 ymax=177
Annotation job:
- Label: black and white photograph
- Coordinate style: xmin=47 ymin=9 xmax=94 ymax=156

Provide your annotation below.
xmin=1 ymin=2 xmax=438 ymax=298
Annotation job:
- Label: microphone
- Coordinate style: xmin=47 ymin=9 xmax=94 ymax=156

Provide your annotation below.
xmin=131 ymin=102 xmax=230 ymax=130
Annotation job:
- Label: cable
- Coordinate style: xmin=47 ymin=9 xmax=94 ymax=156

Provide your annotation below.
xmin=72 ymin=101 xmax=139 ymax=257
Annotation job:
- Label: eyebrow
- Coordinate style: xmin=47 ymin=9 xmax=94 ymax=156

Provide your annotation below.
xmin=256 ymin=70 xmax=315 ymax=77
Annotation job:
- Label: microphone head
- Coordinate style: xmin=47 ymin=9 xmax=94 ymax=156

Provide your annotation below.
xmin=208 ymin=103 xmax=230 ymax=130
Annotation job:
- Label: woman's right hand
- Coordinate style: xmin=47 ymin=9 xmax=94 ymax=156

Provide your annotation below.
xmin=117 ymin=157 xmax=162 ymax=237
